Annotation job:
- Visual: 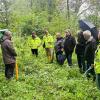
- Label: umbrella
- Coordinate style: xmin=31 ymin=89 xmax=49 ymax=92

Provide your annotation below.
xmin=79 ymin=20 xmax=98 ymax=40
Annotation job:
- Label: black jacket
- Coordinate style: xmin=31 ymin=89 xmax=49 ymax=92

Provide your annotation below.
xmin=64 ymin=35 xmax=76 ymax=54
xmin=75 ymin=31 xmax=86 ymax=55
xmin=84 ymin=37 xmax=97 ymax=64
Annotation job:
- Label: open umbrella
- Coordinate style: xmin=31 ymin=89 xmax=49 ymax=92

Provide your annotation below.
xmin=79 ymin=20 xmax=98 ymax=41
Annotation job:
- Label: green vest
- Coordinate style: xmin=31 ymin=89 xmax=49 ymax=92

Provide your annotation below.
xmin=28 ymin=36 xmax=41 ymax=49
xmin=43 ymin=34 xmax=54 ymax=48
xmin=95 ymin=45 xmax=100 ymax=74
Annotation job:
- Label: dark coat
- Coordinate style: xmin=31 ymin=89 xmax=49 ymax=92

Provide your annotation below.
xmin=84 ymin=37 xmax=97 ymax=64
xmin=1 ymin=36 xmax=17 ymax=64
xmin=75 ymin=31 xmax=86 ymax=55
xmin=54 ymin=37 xmax=64 ymax=54
xmin=64 ymin=35 xmax=76 ymax=54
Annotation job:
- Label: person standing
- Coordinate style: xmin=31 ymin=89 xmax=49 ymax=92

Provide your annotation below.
xmin=54 ymin=33 xmax=65 ymax=65
xmin=83 ymin=30 xmax=97 ymax=81
xmin=75 ymin=31 xmax=86 ymax=73
xmin=95 ymin=32 xmax=100 ymax=89
xmin=1 ymin=31 xmax=17 ymax=79
xmin=28 ymin=32 xmax=41 ymax=57
xmin=64 ymin=29 xmax=76 ymax=66
xmin=43 ymin=30 xmax=54 ymax=63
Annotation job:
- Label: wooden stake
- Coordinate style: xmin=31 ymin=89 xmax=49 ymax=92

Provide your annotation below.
xmin=15 ymin=63 xmax=18 ymax=81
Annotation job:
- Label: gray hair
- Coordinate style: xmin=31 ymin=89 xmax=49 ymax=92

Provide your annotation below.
xmin=83 ymin=30 xmax=91 ymax=40
xmin=4 ymin=30 xmax=12 ymax=36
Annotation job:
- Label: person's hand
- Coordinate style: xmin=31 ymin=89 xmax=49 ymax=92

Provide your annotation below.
xmin=48 ymin=42 xmax=51 ymax=44
xmin=37 ymin=45 xmax=41 ymax=48
xmin=91 ymin=64 xmax=95 ymax=68
xmin=61 ymin=48 xmax=64 ymax=51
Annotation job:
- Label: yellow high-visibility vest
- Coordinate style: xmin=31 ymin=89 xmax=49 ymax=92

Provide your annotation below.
xmin=95 ymin=45 xmax=100 ymax=74
xmin=43 ymin=34 xmax=54 ymax=48
xmin=28 ymin=36 xmax=41 ymax=49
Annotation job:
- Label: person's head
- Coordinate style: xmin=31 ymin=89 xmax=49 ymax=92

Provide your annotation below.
xmin=65 ymin=29 xmax=71 ymax=37
xmin=83 ymin=30 xmax=91 ymax=40
xmin=32 ymin=32 xmax=36 ymax=38
xmin=56 ymin=32 xmax=61 ymax=39
xmin=77 ymin=30 xmax=83 ymax=34
xmin=4 ymin=31 xmax=12 ymax=40
xmin=44 ymin=30 xmax=49 ymax=35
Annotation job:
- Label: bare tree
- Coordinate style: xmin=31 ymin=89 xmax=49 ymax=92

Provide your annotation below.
xmin=66 ymin=0 xmax=70 ymax=19
xmin=0 ymin=0 xmax=12 ymax=28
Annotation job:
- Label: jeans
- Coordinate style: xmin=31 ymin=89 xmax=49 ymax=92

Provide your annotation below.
xmin=56 ymin=51 xmax=66 ymax=65
xmin=65 ymin=53 xmax=72 ymax=66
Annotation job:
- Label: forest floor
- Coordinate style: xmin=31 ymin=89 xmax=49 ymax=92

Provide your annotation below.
xmin=0 ymin=37 xmax=100 ymax=100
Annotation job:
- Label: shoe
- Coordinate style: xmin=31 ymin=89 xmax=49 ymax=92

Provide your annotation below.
xmin=69 ymin=64 xmax=72 ymax=67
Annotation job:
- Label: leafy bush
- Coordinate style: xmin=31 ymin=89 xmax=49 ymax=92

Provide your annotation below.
xmin=0 ymin=36 xmax=100 ymax=100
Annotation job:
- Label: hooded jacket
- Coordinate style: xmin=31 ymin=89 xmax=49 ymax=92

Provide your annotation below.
xmin=1 ymin=36 xmax=17 ymax=64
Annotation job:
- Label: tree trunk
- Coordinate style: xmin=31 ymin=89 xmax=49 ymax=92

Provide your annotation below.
xmin=66 ymin=0 xmax=70 ymax=20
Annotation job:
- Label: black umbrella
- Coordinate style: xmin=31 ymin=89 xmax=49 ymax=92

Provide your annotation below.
xmin=79 ymin=20 xmax=98 ymax=40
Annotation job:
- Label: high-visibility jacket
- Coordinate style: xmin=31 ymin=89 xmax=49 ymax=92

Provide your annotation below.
xmin=43 ymin=34 xmax=54 ymax=48
xmin=95 ymin=45 xmax=100 ymax=74
xmin=28 ymin=36 xmax=41 ymax=49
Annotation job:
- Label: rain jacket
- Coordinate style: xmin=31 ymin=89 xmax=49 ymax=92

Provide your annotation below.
xmin=43 ymin=34 xmax=54 ymax=48
xmin=1 ymin=36 xmax=17 ymax=64
xmin=28 ymin=36 xmax=41 ymax=49
xmin=95 ymin=45 xmax=100 ymax=74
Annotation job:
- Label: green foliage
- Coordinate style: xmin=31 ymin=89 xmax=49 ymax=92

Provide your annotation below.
xmin=0 ymin=37 xmax=100 ymax=100
xmin=87 ymin=15 xmax=100 ymax=28
xmin=22 ymin=18 xmax=45 ymax=38
xmin=0 ymin=0 xmax=100 ymax=99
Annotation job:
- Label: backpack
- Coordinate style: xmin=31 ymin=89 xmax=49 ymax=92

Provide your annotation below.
xmin=57 ymin=54 xmax=66 ymax=65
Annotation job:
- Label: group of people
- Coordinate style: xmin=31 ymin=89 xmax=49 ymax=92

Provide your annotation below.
xmin=0 ymin=29 xmax=100 ymax=90
xmin=28 ymin=29 xmax=76 ymax=66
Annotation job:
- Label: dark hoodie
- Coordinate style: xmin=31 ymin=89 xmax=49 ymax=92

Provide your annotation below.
xmin=64 ymin=35 xmax=76 ymax=54
xmin=1 ymin=36 xmax=17 ymax=64
xmin=75 ymin=31 xmax=86 ymax=55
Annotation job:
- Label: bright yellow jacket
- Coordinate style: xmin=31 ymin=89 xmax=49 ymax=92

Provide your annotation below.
xmin=43 ymin=34 xmax=54 ymax=48
xmin=95 ymin=45 xmax=100 ymax=74
xmin=28 ymin=36 xmax=41 ymax=49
